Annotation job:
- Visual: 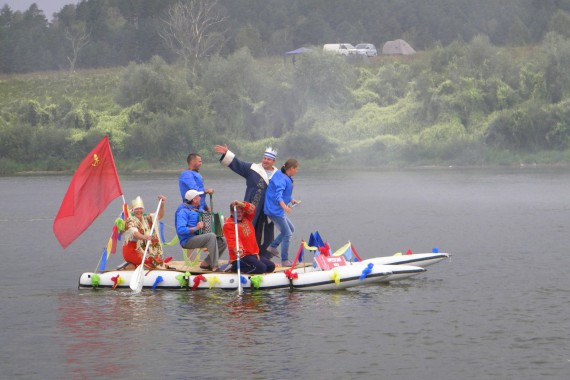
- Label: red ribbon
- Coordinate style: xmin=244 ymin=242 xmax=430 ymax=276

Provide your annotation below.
xmin=111 ymin=274 xmax=121 ymax=289
xmin=284 ymin=269 xmax=298 ymax=279
xmin=192 ymin=274 xmax=206 ymax=290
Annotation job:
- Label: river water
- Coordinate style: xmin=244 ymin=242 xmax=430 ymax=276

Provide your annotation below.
xmin=1 ymin=168 xmax=569 ymax=379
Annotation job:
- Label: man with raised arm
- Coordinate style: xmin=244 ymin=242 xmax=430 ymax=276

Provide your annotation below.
xmin=214 ymin=144 xmax=278 ymax=260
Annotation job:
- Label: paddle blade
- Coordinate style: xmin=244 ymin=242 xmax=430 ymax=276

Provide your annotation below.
xmin=129 ymin=265 xmax=144 ymax=292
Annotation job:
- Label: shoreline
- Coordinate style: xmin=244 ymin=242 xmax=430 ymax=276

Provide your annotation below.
xmin=10 ymin=161 xmax=570 ymax=177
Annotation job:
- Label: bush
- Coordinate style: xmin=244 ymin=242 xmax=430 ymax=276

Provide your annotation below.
xmin=0 ymin=158 xmax=23 ymax=175
xmin=115 ymin=56 xmax=187 ymax=114
xmin=280 ymin=131 xmax=336 ymax=159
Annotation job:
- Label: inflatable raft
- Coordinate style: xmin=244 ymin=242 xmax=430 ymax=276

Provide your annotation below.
xmin=78 ymin=262 xmax=426 ymax=291
xmin=77 ymin=251 xmax=449 ymax=291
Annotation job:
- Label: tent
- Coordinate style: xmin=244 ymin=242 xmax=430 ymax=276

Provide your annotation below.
xmin=284 ymin=47 xmax=311 ymax=56
xmin=381 ymin=39 xmax=416 ymax=55
xmin=283 ymin=47 xmax=310 ymax=64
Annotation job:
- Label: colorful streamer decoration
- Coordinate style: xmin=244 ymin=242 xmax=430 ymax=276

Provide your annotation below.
xmin=115 ymin=217 xmax=125 ymax=232
xmin=111 ymin=274 xmax=123 ymax=289
xmin=90 ymin=274 xmax=100 ymax=288
xmin=159 ymin=221 xmax=180 ymax=246
xmin=152 ymin=276 xmax=164 ymax=290
xmin=284 ymin=269 xmax=298 ymax=280
xmin=208 ymin=276 xmax=221 ymax=289
xmin=330 ymin=269 xmax=341 ymax=286
xmin=250 ymin=275 xmax=263 ymax=289
xmin=192 ymin=274 xmax=206 ymax=290
xmin=99 ymin=248 xmax=108 ymax=271
xmin=302 ymin=241 xmax=318 ymax=251
xmin=175 ymin=272 xmax=190 ymax=288
xmin=359 ymin=263 xmax=374 ymax=281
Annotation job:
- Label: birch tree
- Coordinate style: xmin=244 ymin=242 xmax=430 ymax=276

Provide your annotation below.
xmin=64 ymin=25 xmax=90 ymax=73
xmin=160 ymin=0 xmax=228 ymax=74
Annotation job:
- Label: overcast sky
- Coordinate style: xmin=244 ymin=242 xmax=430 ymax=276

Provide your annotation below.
xmin=2 ymin=0 xmax=79 ymax=20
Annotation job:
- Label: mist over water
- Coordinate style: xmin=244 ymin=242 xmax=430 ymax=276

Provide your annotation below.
xmin=1 ymin=168 xmax=569 ymax=379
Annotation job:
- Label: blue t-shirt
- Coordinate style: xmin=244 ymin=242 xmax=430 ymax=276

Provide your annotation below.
xmin=179 ymin=170 xmax=207 ymax=210
xmin=264 ymin=170 xmax=293 ymax=218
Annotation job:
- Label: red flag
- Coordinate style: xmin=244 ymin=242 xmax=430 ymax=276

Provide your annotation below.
xmin=53 ymin=136 xmax=123 ymax=248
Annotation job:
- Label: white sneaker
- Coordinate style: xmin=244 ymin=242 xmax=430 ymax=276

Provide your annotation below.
xmin=281 ymin=260 xmax=293 ymax=267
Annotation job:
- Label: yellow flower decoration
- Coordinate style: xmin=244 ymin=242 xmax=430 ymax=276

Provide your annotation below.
xmin=208 ymin=276 xmax=221 ymax=289
xmin=330 ymin=269 xmax=341 ymax=286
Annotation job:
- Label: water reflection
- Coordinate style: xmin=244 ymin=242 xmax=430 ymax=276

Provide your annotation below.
xmin=56 ymin=291 xmax=172 ymax=379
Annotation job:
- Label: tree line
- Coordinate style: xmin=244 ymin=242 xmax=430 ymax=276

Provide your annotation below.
xmin=2 ymin=31 xmax=570 ymax=173
xmin=1 ymin=0 xmax=570 ymax=74
xmin=1 ymin=0 xmax=570 ymax=174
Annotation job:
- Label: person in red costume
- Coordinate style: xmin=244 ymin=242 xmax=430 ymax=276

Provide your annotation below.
xmin=223 ymin=201 xmax=276 ymax=274
xmin=122 ymin=195 xmax=166 ymax=268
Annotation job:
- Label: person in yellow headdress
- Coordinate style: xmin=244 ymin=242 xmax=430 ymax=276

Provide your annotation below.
xmin=122 ymin=194 xmax=166 ymax=268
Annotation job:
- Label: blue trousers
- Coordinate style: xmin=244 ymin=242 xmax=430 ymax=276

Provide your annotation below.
xmin=231 ymin=255 xmax=276 ymax=274
xmin=268 ymin=215 xmax=295 ymax=261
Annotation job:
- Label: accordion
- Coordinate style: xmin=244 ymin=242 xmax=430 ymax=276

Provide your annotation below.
xmin=198 ymin=212 xmax=224 ymax=237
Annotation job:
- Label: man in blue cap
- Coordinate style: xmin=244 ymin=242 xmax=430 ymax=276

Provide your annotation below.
xmin=214 ymin=144 xmax=278 ymax=260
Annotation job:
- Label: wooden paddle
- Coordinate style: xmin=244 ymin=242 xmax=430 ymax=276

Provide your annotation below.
xmin=130 ymin=198 xmax=163 ymax=293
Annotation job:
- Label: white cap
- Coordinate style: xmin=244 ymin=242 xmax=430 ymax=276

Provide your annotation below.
xmin=185 ymin=189 xmax=204 ymax=201
xmin=263 ymin=147 xmax=277 ymax=160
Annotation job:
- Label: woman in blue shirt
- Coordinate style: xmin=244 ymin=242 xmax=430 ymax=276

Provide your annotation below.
xmin=264 ymin=159 xmax=300 ymax=266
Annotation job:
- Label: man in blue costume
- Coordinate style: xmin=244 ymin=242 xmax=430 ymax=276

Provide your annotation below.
xmin=179 ymin=153 xmax=214 ymax=212
xmin=214 ymin=144 xmax=278 ymax=260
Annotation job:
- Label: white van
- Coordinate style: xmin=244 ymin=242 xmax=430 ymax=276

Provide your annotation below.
xmin=323 ymin=43 xmax=356 ymax=56
xmin=354 ymin=43 xmax=377 ymax=57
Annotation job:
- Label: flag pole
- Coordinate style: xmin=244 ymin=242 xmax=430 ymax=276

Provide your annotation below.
xmin=234 ymin=204 xmax=243 ymax=296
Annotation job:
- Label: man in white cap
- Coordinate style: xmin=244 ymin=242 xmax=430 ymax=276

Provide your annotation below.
xmin=175 ymin=189 xmax=227 ymax=271
xmin=214 ymin=144 xmax=278 ymax=260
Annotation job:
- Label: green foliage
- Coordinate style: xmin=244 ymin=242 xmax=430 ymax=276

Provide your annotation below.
xmin=4 ymin=32 xmax=570 ymax=170
xmin=123 ymin=114 xmax=215 ymax=165
xmin=115 ymin=56 xmax=187 ymax=114
xmin=1 ymin=0 xmax=570 ymax=75
xmin=15 ymin=99 xmax=51 ymax=126
xmin=417 ymin=119 xmax=466 ymax=146
xmin=0 ymin=157 xmax=23 ymax=175
xmin=61 ymin=101 xmax=97 ymax=129
xmin=235 ymin=25 xmax=264 ymax=57
xmin=279 ymin=130 xmax=336 ymax=159
xmin=292 ymin=52 xmax=356 ymax=107
xmin=548 ymin=10 xmax=570 ymax=38
xmin=197 ymin=48 xmax=299 ymax=139
xmin=485 ymin=100 xmax=570 ymax=152
xmin=541 ymin=32 xmax=570 ymax=103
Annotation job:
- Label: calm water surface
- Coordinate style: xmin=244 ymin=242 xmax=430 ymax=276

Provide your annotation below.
xmin=1 ymin=168 xmax=569 ymax=379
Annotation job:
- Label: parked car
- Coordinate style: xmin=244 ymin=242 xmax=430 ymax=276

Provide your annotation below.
xmin=323 ymin=43 xmax=357 ymax=56
xmin=354 ymin=43 xmax=377 ymax=57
